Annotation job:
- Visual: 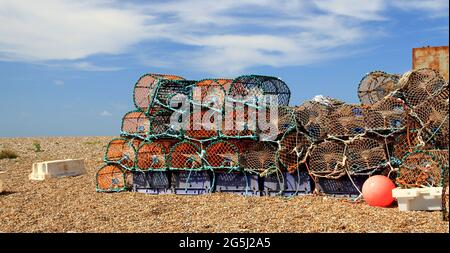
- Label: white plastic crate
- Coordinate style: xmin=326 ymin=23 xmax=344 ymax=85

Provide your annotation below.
xmin=29 ymin=159 xmax=86 ymax=180
xmin=392 ymin=187 xmax=443 ymax=211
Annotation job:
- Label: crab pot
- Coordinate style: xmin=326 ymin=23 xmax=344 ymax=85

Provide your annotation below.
xmin=261 ymin=170 xmax=312 ymax=196
xmin=171 ymin=170 xmax=212 ymax=195
xmin=132 ymin=171 xmax=172 ymax=195
xmin=214 ymin=171 xmax=260 ymax=196
xmin=315 ymin=175 xmax=368 ymax=197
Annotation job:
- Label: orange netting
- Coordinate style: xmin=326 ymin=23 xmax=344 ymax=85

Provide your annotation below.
xmin=136 ymin=141 xmax=167 ymax=171
xmin=205 ymin=141 xmax=240 ymax=169
xmin=169 ymin=141 xmax=202 ymax=170
xmin=96 ymin=164 xmax=127 ymax=192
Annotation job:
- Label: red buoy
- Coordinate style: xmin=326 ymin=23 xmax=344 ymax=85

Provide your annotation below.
xmin=362 ymin=175 xmax=395 ymax=207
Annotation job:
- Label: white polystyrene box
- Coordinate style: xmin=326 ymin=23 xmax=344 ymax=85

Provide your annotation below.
xmin=29 ymin=159 xmax=86 ymax=180
xmin=392 ymin=187 xmax=443 ymax=211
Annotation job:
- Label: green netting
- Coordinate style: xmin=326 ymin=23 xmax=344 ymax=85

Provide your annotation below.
xmin=148 ymin=108 xmax=184 ymax=139
xmin=133 ymin=73 xmax=185 ymax=114
xmin=396 ymin=149 xmax=446 ymax=188
xmin=104 ymin=137 xmax=141 ymax=170
xmin=228 ymin=75 xmax=291 ymax=106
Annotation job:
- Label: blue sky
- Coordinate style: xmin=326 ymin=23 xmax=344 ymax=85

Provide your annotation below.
xmin=0 ymin=0 xmax=448 ymax=137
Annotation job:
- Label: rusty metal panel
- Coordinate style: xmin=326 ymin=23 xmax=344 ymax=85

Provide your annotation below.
xmin=413 ymin=46 xmax=449 ymax=82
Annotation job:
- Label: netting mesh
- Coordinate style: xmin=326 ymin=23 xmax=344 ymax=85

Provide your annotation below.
xmin=121 ymin=110 xmax=150 ymax=138
xmin=293 ymin=101 xmax=330 ymax=142
xmin=326 ymin=104 xmax=367 ymax=137
xmin=133 ymin=74 xmax=185 ymax=113
xmin=193 ymin=79 xmax=227 ymax=110
xmin=149 ymin=108 xmax=183 ymax=138
xmin=308 ymin=140 xmax=346 ymax=179
xmin=358 ymin=71 xmax=401 ymax=105
xmin=345 ymin=138 xmax=388 ymax=175
xmin=168 ymin=141 xmax=202 ymax=170
xmin=220 ymin=107 xmax=257 ymax=138
xmin=205 ymin=141 xmax=240 ymax=169
xmin=136 ymin=141 xmax=167 ymax=171
xmin=96 ymin=164 xmax=127 ymax=192
xmin=229 ymin=75 xmax=291 ymax=106
xmin=396 ymin=150 xmax=444 ymax=188
xmin=153 ymin=79 xmax=195 ymax=109
xmin=104 ymin=138 xmax=141 ymax=170
xmin=365 ymin=96 xmax=408 ymax=133
xmin=239 ymin=141 xmax=278 ymax=173
xmin=277 ymin=128 xmax=312 ymax=172
xmin=397 ymin=68 xmax=447 ymax=108
xmin=185 ymin=110 xmax=220 ymax=140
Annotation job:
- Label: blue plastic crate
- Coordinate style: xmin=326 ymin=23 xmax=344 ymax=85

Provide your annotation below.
xmin=262 ymin=170 xmax=312 ymax=196
xmin=171 ymin=170 xmax=212 ymax=195
xmin=316 ymin=175 xmax=368 ymax=197
xmin=132 ymin=171 xmax=172 ymax=195
xmin=214 ymin=172 xmax=260 ymax=196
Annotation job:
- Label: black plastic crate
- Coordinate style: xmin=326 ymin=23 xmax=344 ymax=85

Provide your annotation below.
xmin=214 ymin=172 xmax=260 ymax=196
xmin=261 ymin=170 xmax=312 ymax=196
xmin=171 ymin=170 xmax=212 ymax=195
xmin=132 ymin=171 xmax=172 ymax=195
xmin=316 ymin=175 xmax=368 ymax=197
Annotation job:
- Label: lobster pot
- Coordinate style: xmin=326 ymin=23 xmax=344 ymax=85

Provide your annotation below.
xmin=168 ymin=141 xmax=202 ymax=170
xmin=205 ymin=141 xmax=240 ymax=170
xmin=153 ymin=79 xmax=196 ymax=109
xmin=277 ymin=128 xmax=312 ymax=173
xmin=260 ymin=106 xmax=297 ymax=141
xmin=396 ymin=150 xmax=445 ymax=188
xmin=121 ymin=110 xmax=150 ymax=138
xmin=308 ymin=140 xmax=346 ymax=179
xmin=365 ymin=96 xmax=409 ymax=133
xmin=345 ymin=138 xmax=388 ymax=175
xmin=135 ymin=141 xmax=168 ymax=172
xmin=220 ymin=107 xmax=257 ymax=139
xmin=133 ymin=74 xmax=184 ymax=113
xmin=149 ymin=108 xmax=183 ymax=138
xmin=397 ymin=68 xmax=446 ymax=108
xmin=294 ymin=101 xmax=330 ymax=142
xmin=104 ymin=138 xmax=141 ymax=170
xmin=239 ymin=141 xmax=278 ymax=174
xmin=326 ymin=104 xmax=367 ymax=137
xmin=228 ymin=75 xmax=291 ymax=106
xmin=193 ymin=79 xmax=227 ymax=111
xmin=96 ymin=164 xmax=128 ymax=192
xmin=392 ymin=116 xmax=425 ymax=161
xmin=412 ymin=85 xmax=449 ymax=149
xmin=185 ymin=110 xmax=220 ymax=140
xmin=358 ymin=71 xmax=400 ymax=105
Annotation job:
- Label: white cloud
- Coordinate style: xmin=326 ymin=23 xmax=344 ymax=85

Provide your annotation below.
xmin=72 ymin=62 xmax=123 ymax=72
xmin=313 ymin=0 xmax=387 ymax=21
xmin=53 ymin=80 xmax=64 ymax=86
xmin=391 ymin=0 xmax=449 ymax=17
xmin=0 ymin=0 xmax=448 ymax=74
xmin=100 ymin=110 xmax=112 ymax=117
xmin=0 ymin=0 xmax=163 ymax=61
